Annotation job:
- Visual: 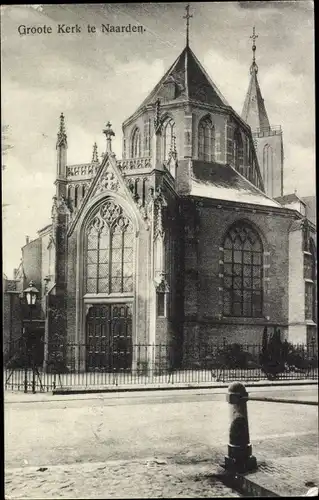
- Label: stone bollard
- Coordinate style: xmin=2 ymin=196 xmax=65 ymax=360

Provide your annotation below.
xmin=225 ymin=382 xmax=257 ymax=473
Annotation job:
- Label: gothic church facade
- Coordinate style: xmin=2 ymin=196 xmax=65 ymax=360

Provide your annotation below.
xmin=6 ymin=33 xmax=317 ymax=371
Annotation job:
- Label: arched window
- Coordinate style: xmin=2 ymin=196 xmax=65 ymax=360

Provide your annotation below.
xmin=198 ymin=116 xmax=215 ymax=162
xmin=223 ymin=222 xmax=263 ymax=317
xmin=131 ymin=128 xmax=141 ymax=158
xmin=305 ymin=238 xmax=316 ymax=322
xmin=74 ymin=185 xmax=79 ymax=208
xmin=82 ymin=184 xmax=86 ymax=199
xmin=233 ymin=130 xmax=244 ymax=172
xmin=85 ymin=200 xmax=134 ymax=294
xmin=162 ymin=117 xmax=176 ymax=161
xmin=263 ymin=144 xmax=273 ymax=197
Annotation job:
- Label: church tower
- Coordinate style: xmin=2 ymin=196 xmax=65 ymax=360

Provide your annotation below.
xmin=242 ymin=28 xmax=284 ymax=198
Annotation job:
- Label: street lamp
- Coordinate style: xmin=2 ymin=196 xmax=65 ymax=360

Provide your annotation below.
xmin=23 ymin=280 xmax=39 ymax=306
xmin=23 ymin=281 xmax=39 ymax=393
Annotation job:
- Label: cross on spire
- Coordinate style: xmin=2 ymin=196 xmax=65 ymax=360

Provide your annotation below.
xmin=250 ymin=26 xmax=258 ymax=62
xmin=183 ymin=4 xmax=193 ymax=47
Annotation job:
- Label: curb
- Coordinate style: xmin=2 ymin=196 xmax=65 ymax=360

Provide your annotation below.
xmin=217 ymin=467 xmax=280 ymax=497
xmin=52 ymin=380 xmax=318 ymax=395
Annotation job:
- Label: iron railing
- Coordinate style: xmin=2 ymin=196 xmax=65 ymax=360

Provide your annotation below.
xmin=4 ymin=340 xmax=318 ymax=393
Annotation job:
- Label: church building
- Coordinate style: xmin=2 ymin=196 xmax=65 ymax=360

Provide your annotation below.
xmin=5 ymin=20 xmax=316 ymax=372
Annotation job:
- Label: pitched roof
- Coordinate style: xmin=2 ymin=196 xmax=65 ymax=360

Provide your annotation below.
xmin=241 ymin=63 xmax=270 ymax=131
xmin=135 ymin=45 xmax=230 ymax=114
xmin=190 ymin=161 xmax=282 ymax=208
xmin=275 ymin=193 xmax=306 ymax=205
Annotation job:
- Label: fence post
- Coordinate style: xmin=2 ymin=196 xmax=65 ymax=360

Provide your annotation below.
xmin=225 ymin=382 xmax=257 ymax=473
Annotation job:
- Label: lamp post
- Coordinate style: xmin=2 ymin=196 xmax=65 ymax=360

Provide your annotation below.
xmin=23 ymin=281 xmax=39 ymax=393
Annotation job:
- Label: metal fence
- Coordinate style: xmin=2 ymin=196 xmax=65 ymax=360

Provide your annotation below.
xmin=4 ymin=340 xmax=318 ymax=393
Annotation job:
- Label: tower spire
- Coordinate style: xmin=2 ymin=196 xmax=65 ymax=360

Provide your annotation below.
xmin=183 ymin=4 xmax=193 ymax=47
xmin=242 ymin=28 xmax=270 ymax=131
xmin=250 ymin=26 xmax=258 ymax=74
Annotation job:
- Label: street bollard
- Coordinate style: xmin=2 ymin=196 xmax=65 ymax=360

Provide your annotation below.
xmin=225 ymin=382 xmax=257 ymax=473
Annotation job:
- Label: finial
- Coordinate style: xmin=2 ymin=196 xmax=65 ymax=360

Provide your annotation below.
xmin=183 ymin=4 xmax=193 ymax=47
xmin=57 ymin=112 xmax=67 ymax=147
xmin=103 ymin=121 xmax=115 ymax=153
xmin=250 ymin=27 xmax=258 ymax=74
xmin=59 ymin=113 xmax=65 ymax=133
xmin=92 ymin=142 xmax=99 ymax=163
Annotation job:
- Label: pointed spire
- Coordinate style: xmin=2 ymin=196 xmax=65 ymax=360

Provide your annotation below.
xmin=103 ymin=121 xmax=115 ymax=153
xmin=56 ymin=112 xmax=67 ymax=147
xmin=241 ymin=28 xmax=270 ymax=131
xmin=92 ymin=142 xmax=99 ymax=163
xmin=183 ymin=4 xmax=193 ymax=47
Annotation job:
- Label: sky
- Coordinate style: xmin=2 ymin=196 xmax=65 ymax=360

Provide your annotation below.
xmin=1 ymin=2 xmax=315 ymax=278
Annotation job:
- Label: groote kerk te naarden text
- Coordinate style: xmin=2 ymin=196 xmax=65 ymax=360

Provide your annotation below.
xmin=17 ymin=24 xmax=146 ymax=35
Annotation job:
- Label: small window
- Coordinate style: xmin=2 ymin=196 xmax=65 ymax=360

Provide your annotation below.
xmin=157 ymin=292 xmax=166 ymax=317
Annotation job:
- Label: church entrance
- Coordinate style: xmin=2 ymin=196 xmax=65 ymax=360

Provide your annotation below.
xmin=85 ymin=303 xmax=133 ymax=372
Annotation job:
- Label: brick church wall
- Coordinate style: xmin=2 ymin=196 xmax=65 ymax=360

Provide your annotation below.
xmin=182 ymin=199 xmax=294 ymax=350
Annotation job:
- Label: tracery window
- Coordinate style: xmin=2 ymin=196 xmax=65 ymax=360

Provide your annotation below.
xmin=223 ymin=222 xmax=263 ymax=317
xmin=131 ymin=127 xmax=141 ymax=158
xmin=305 ymin=238 xmax=316 ymax=322
xmin=86 ymin=200 xmax=134 ymax=294
xmin=162 ymin=117 xmax=176 ymax=161
xmin=198 ymin=116 xmax=215 ymax=162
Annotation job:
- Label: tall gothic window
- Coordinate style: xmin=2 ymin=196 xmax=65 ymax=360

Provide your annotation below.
xmin=305 ymin=238 xmax=316 ymax=322
xmin=223 ymin=222 xmax=263 ymax=317
xmin=263 ymin=144 xmax=273 ymax=196
xmin=233 ymin=130 xmax=244 ymax=173
xmin=131 ymin=127 xmax=141 ymax=158
xmin=198 ymin=116 xmax=215 ymax=162
xmin=143 ymin=119 xmax=151 ymax=156
xmin=162 ymin=117 xmax=176 ymax=161
xmin=74 ymin=185 xmax=79 ymax=208
xmin=86 ymin=200 xmax=134 ymax=294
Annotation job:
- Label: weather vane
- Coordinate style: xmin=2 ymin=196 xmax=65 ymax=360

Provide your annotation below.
xmin=183 ymin=4 xmax=193 ymax=47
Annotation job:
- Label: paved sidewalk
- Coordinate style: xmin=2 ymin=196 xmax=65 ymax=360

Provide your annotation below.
xmin=4 ymin=378 xmax=318 ymax=401
xmin=228 ymin=432 xmax=319 ymax=497
xmin=5 ymin=458 xmax=239 ymax=499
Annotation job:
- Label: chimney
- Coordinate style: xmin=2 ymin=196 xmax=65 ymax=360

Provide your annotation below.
xmin=26 ymin=235 xmax=30 ymax=245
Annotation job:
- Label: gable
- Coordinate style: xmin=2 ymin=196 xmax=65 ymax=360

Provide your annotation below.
xmin=67 ymin=153 xmax=149 ymax=236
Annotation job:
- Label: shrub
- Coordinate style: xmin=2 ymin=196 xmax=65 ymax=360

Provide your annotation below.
xmin=260 ymin=327 xmax=315 ymax=378
xmin=215 ymin=342 xmax=250 ymax=369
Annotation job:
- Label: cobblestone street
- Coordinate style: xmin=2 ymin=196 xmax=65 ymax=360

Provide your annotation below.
xmin=5 ymin=459 xmax=239 ymax=499
xmin=5 ymin=386 xmax=318 ymax=498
